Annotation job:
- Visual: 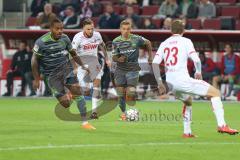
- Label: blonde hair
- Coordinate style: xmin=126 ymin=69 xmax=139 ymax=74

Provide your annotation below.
xmin=171 ymin=20 xmax=184 ymax=34
xmin=120 ymin=19 xmax=132 ymax=28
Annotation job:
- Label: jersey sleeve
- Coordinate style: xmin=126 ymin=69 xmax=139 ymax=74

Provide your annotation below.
xmin=186 ymin=39 xmax=197 ymax=56
xmin=64 ymin=35 xmax=73 ymax=51
xmin=71 ymin=34 xmax=80 ymax=51
xmin=32 ymin=39 xmax=43 ymax=57
xmin=186 ymin=39 xmax=202 ymax=73
xmin=112 ymin=40 xmax=119 ymax=56
xmin=138 ymin=35 xmax=147 ymax=47
xmin=153 ymin=44 xmax=164 ymax=65
xmin=97 ymin=32 xmax=103 ymax=44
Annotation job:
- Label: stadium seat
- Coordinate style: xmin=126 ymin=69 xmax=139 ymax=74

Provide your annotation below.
xmin=91 ymin=17 xmax=99 ymax=27
xmin=113 ymin=5 xmax=122 ymax=14
xmin=151 ymin=19 xmax=162 ymax=28
xmin=221 ymin=6 xmax=240 ymax=19
xmin=203 ymin=19 xmax=221 ymax=30
xmin=218 ymin=0 xmax=236 ymax=3
xmin=220 ymin=16 xmax=235 ymax=30
xmin=187 ymin=19 xmax=201 ymax=29
xmin=142 ymin=5 xmax=159 ymax=16
xmin=25 ymin=17 xmax=37 ymax=26
xmin=235 ymin=20 xmax=240 ymax=30
xmin=122 ymin=5 xmax=140 ymax=15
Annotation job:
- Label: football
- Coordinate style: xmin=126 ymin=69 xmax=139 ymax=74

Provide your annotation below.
xmin=126 ymin=108 xmax=139 ymax=121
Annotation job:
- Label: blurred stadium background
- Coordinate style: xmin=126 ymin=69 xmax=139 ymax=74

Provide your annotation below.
xmin=0 ymin=0 xmax=240 ymax=100
xmin=0 ymin=1 xmax=240 ymax=160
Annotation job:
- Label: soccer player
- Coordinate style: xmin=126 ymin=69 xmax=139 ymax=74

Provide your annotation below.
xmin=72 ymin=19 xmax=111 ymax=119
xmin=152 ymin=20 xmax=238 ymax=137
xmin=112 ymin=20 xmax=153 ymax=120
xmin=31 ymin=18 xmax=96 ymax=130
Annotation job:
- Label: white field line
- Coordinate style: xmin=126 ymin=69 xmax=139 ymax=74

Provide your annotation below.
xmin=0 ymin=142 xmax=240 ymax=151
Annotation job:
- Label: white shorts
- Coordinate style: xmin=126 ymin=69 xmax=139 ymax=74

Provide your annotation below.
xmin=77 ymin=66 xmax=103 ymax=86
xmin=167 ymin=77 xmax=210 ymax=101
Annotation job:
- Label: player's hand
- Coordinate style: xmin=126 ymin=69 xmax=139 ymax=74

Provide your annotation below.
xmin=106 ymin=59 xmax=112 ymax=67
xmin=194 ymin=73 xmax=202 ymax=80
xmin=82 ymin=66 xmax=90 ymax=75
xmin=33 ymin=79 xmax=40 ymax=91
xmin=158 ymin=82 xmax=166 ymax=95
xmin=118 ymin=55 xmax=127 ymax=63
xmin=148 ymin=57 xmax=153 ymax=64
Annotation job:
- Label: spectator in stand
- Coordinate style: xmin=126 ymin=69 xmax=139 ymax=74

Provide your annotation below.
xmin=36 ymin=3 xmax=57 ymax=29
xmin=61 ymin=0 xmax=81 ymax=12
xmin=182 ymin=18 xmax=192 ymax=29
xmin=153 ymin=0 xmax=178 ymax=19
xmin=62 ymin=6 xmax=80 ymax=29
xmin=173 ymin=0 xmax=198 ymax=19
xmin=212 ymin=44 xmax=240 ymax=97
xmin=162 ymin=17 xmax=172 ymax=30
xmin=124 ymin=0 xmax=138 ymax=5
xmin=98 ymin=4 xmax=121 ymax=29
xmin=3 ymin=42 xmax=35 ymax=97
xmin=141 ymin=18 xmax=157 ymax=29
xmin=197 ymin=0 xmax=216 ymax=21
xmin=122 ymin=6 xmax=141 ymax=29
xmin=30 ymin=0 xmax=49 ymax=17
xmin=80 ymin=0 xmax=103 ymax=19
xmin=199 ymin=51 xmax=217 ymax=82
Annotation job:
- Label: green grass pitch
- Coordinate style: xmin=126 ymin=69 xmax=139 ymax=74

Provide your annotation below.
xmin=0 ymin=98 xmax=240 ymax=160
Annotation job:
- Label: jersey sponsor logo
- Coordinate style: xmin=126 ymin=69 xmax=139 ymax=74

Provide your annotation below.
xmin=50 ymin=50 xmax=68 ymax=57
xmin=83 ymin=44 xmax=98 ymax=50
xmin=119 ymin=49 xmax=136 ymax=55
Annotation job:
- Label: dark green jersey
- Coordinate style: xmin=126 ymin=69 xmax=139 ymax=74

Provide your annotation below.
xmin=32 ymin=32 xmax=73 ymax=77
xmin=112 ymin=34 xmax=146 ymax=71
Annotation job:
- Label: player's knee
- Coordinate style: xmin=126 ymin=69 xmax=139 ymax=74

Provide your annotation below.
xmin=184 ymin=97 xmax=192 ymax=106
xmin=212 ymin=88 xmax=221 ymax=97
xmin=126 ymin=87 xmax=136 ymax=106
xmin=207 ymin=86 xmax=221 ymax=97
xmin=92 ymin=87 xmax=101 ymax=99
xmin=60 ymin=100 xmax=71 ymax=108
xmin=116 ymin=87 xmax=125 ymax=97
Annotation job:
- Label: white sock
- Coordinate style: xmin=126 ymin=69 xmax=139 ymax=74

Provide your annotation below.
xmin=182 ymin=105 xmax=192 ymax=134
xmin=92 ymin=97 xmax=99 ymax=113
xmin=211 ymin=97 xmax=226 ymax=127
xmin=82 ymin=121 xmax=88 ymax=125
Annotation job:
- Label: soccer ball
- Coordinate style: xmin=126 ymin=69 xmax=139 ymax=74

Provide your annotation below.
xmin=126 ymin=108 xmax=139 ymax=121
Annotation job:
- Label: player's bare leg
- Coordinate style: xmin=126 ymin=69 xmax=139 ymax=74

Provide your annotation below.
xmin=126 ymin=86 xmax=137 ymax=106
xmin=116 ymin=86 xmax=127 ymax=121
xmin=206 ymin=85 xmax=238 ymax=135
xmin=57 ymin=94 xmax=73 ymax=108
xmin=181 ymin=96 xmax=195 ymax=138
xmin=67 ymin=83 xmax=96 ymax=130
xmin=90 ymin=79 xmax=101 ymax=119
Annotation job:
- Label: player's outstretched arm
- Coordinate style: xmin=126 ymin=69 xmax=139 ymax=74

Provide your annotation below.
xmin=69 ymin=49 xmax=90 ymax=74
xmin=31 ymin=53 xmax=40 ymax=91
xmin=143 ymin=39 xmax=153 ymax=64
xmin=99 ymin=42 xmax=111 ymax=66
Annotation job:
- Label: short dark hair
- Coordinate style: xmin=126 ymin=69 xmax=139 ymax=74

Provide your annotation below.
xmin=171 ymin=20 xmax=184 ymax=34
xmin=225 ymin=43 xmax=233 ymax=49
xmin=82 ymin=18 xmax=93 ymax=27
xmin=50 ymin=18 xmax=62 ymax=27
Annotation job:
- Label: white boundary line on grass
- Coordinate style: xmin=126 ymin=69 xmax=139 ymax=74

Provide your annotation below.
xmin=1 ymin=142 xmax=240 ymax=151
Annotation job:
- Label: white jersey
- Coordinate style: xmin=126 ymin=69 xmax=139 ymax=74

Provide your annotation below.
xmin=153 ymin=34 xmax=197 ymax=82
xmin=72 ymin=31 xmax=103 ymax=57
